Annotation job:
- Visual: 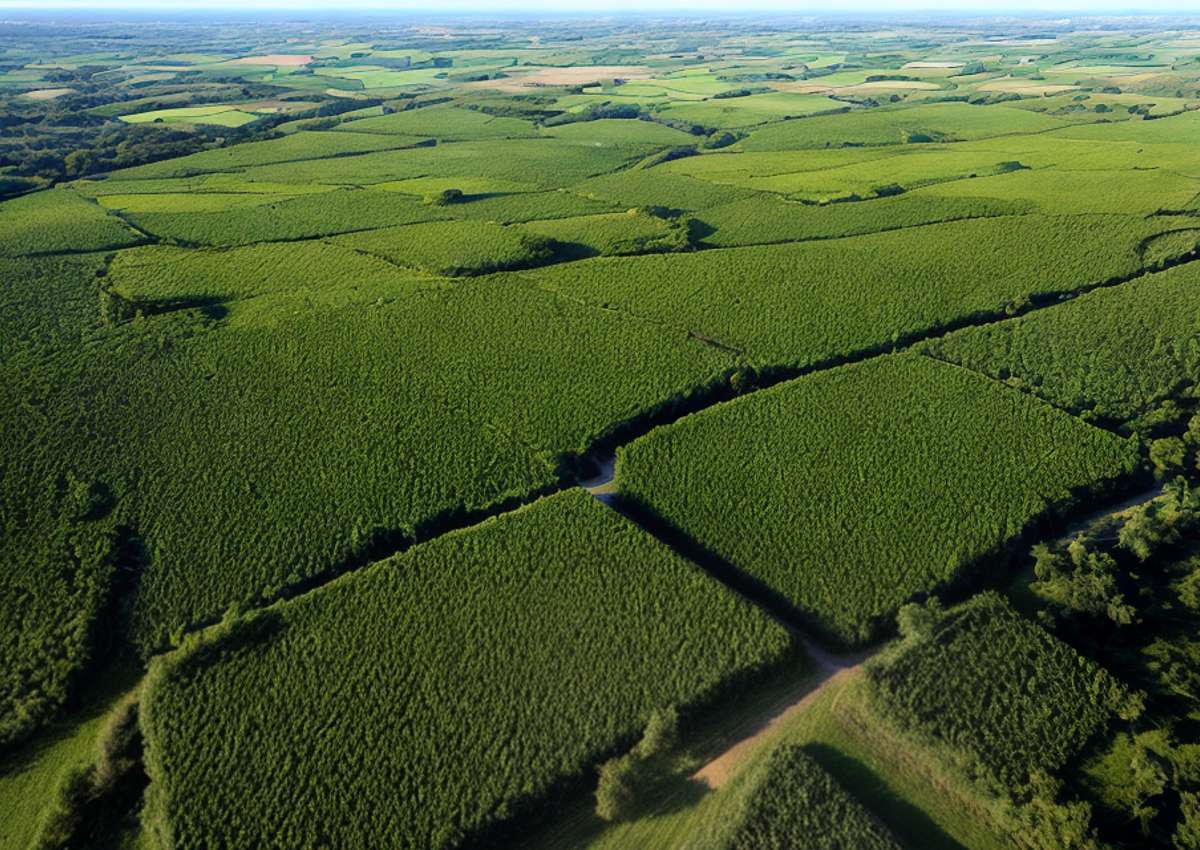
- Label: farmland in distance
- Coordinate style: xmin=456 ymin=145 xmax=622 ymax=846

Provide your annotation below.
xmin=2 ymin=13 xmax=1200 ymax=850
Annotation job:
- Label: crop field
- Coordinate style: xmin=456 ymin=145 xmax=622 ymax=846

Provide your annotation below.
xmin=2 ymin=15 xmax=1199 ymax=850
xmin=924 ymin=262 xmax=1200 ymax=431
xmin=616 ymin=356 xmax=1139 ymax=645
xmin=139 ymin=491 xmax=795 ymax=850
xmin=707 ymin=745 xmax=903 ymax=850
xmin=0 ymin=188 xmax=143 ymax=256
xmin=527 ymin=214 xmax=1188 ymax=368
xmin=866 ymin=593 xmax=1128 ymax=793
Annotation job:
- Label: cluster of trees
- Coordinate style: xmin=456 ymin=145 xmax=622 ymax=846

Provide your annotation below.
xmin=617 ymin=355 xmax=1138 ymax=646
xmin=32 ymin=691 xmax=141 ymax=850
xmin=874 ymin=593 xmax=1140 ymax=850
xmin=595 ymin=706 xmax=679 ymax=821
xmin=139 ymin=492 xmax=792 ymax=850
xmin=872 ymin=592 xmax=1136 ymax=793
xmin=1026 ymin=481 xmax=1200 ymax=848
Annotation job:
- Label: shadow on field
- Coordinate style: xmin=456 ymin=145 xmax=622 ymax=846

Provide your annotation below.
xmin=804 ymin=742 xmax=968 ymax=850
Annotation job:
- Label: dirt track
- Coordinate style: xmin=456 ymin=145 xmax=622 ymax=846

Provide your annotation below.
xmin=692 ymin=640 xmax=872 ymax=790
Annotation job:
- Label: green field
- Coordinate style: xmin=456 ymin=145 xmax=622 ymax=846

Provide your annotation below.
xmin=616 ymin=355 xmax=1139 ymax=645
xmin=2 ymin=16 xmax=1200 ymax=850
xmin=139 ymin=491 xmax=795 ymax=850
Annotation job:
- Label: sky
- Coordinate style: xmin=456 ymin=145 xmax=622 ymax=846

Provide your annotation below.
xmin=0 ymin=0 xmax=1197 ymax=13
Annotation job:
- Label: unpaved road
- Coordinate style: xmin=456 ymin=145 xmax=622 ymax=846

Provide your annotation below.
xmin=692 ymin=639 xmax=873 ymax=790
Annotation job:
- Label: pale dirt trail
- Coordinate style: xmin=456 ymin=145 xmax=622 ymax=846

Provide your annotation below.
xmin=692 ymin=640 xmax=873 ymax=790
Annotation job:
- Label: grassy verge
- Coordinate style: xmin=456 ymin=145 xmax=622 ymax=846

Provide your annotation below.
xmin=517 ymin=661 xmax=1011 ymax=850
xmin=0 ymin=663 xmax=141 ymax=850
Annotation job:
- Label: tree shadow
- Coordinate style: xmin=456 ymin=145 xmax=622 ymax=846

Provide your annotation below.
xmin=803 ymin=743 xmax=968 ymax=850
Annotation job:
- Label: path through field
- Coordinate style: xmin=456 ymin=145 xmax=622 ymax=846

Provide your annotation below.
xmin=691 ymin=640 xmax=872 ymax=789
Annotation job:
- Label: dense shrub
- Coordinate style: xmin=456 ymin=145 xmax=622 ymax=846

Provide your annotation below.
xmin=867 ymin=592 xmax=1129 ymax=793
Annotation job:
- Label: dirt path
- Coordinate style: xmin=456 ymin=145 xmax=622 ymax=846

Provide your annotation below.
xmin=692 ymin=640 xmax=873 ymax=790
xmin=1056 ymin=483 xmax=1165 ymax=543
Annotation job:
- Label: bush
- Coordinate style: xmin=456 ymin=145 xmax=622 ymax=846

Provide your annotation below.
xmin=424 ymin=187 xmax=464 ymax=205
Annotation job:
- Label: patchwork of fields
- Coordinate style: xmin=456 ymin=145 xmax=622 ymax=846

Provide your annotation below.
xmin=3 ymin=15 xmax=1200 ymax=850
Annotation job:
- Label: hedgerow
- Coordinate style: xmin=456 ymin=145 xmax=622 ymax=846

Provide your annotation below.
xmin=866 ymin=592 xmax=1130 ymax=793
xmin=528 ymin=214 xmax=1180 ymax=368
xmin=616 ymin=356 xmax=1140 ymax=645
xmin=140 ymin=491 xmax=795 ymax=850
xmin=924 ymin=262 xmax=1200 ymax=429
xmin=0 ymin=189 xmax=142 ymax=257
xmin=707 ymin=745 xmax=903 ymax=850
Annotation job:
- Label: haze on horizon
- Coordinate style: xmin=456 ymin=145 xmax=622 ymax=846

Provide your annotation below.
xmin=2 ymin=0 xmax=1199 ymax=16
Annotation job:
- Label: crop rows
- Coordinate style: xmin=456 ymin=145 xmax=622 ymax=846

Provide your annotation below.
xmin=121 ymin=188 xmax=454 ymax=246
xmin=528 ymin=213 xmax=1190 ymax=368
xmin=924 ymin=262 xmax=1200 ymax=431
xmin=140 ymin=491 xmax=796 ymax=850
xmin=0 ymin=188 xmax=143 ymax=256
xmin=866 ymin=592 xmax=1128 ymax=792
xmin=695 ymin=193 xmax=1027 ymax=247
xmin=616 ymin=355 xmax=1139 ymax=645
xmin=740 ymin=102 xmax=1073 ymax=151
xmin=331 ymin=219 xmax=554 ymax=275
xmin=333 ymin=105 xmax=539 ymax=140
xmin=108 ymin=130 xmax=430 ymax=180
xmin=5 ymin=245 xmax=735 ymax=668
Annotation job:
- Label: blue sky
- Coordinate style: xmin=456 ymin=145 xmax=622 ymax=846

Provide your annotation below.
xmin=1 ymin=0 xmax=1197 ymax=12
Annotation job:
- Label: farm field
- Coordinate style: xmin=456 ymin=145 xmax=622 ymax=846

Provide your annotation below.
xmin=2 ymin=13 xmax=1200 ymax=850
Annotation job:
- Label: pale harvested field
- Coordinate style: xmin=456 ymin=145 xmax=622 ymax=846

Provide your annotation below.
xmin=235 ymin=54 xmax=313 ymax=66
xmin=23 ymin=88 xmax=73 ymax=100
xmin=466 ymin=64 xmax=653 ymax=91
xmin=979 ymin=78 xmax=1079 ymax=95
